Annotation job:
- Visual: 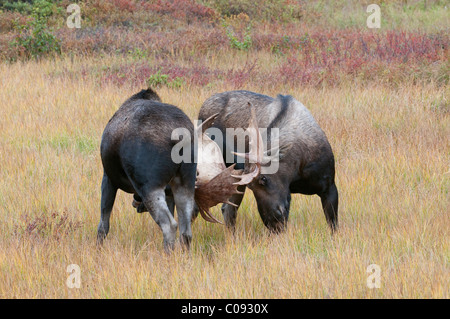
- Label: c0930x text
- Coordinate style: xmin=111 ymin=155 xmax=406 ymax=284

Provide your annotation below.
xmin=181 ymin=303 xmax=268 ymax=316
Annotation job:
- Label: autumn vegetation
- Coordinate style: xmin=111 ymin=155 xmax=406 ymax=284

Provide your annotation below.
xmin=0 ymin=0 xmax=448 ymax=298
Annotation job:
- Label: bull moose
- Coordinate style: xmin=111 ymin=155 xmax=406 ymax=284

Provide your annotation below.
xmin=98 ymin=89 xmax=261 ymax=251
xmin=198 ymin=90 xmax=338 ymax=233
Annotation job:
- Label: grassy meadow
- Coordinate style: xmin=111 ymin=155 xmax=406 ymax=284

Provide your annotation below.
xmin=0 ymin=0 xmax=448 ymax=298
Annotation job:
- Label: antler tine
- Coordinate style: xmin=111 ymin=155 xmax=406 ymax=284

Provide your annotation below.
xmin=195 ymin=164 xmax=247 ymax=224
xmin=231 ymin=165 xmax=260 ymax=185
xmin=196 ymin=113 xmax=227 ymax=186
xmin=231 ymin=102 xmax=263 ymax=184
xmin=198 ymin=207 xmax=223 ymax=224
xmin=232 ymin=102 xmax=263 ymax=163
xmin=194 ymin=113 xmax=228 ymax=224
xmin=196 ymin=113 xmax=219 ymax=135
xmin=194 ymin=103 xmax=263 ymax=224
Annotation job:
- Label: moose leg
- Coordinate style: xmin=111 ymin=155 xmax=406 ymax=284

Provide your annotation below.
xmin=97 ymin=173 xmax=117 ymax=244
xmin=319 ymin=182 xmax=339 ymax=233
xmin=165 ymin=186 xmax=175 ymax=217
xmin=134 ymin=188 xmax=174 ymax=215
xmin=170 ymin=174 xmax=195 ymax=249
xmin=221 ymin=185 xmax=246 ymax=231
xmin=143 ymin=188 xmax=178 ymax=252
xmin=133 ymin=194 xmax=148 ymax=213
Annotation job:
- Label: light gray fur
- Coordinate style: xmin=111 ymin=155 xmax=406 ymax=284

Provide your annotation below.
xmin=198 ymin=90 xmax=338 ymax=233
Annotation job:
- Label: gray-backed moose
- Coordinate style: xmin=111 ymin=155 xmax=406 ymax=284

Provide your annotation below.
xmin=198 ymin=90 xmax=338 ymax=233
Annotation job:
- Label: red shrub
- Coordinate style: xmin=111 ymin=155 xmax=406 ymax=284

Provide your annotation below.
xmin=112 ymin=0 xmax=137 ymax=12
xmin=14 ymin=211 xmax=83 ymax=240
xmin=142 ymin=0 xmax=217 ymax=22
xmin=226 ymin=59 xmax=258 ymax=89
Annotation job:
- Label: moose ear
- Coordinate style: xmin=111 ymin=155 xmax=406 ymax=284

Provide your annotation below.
xmin=144 ymin=87 xmax=161 ymax=102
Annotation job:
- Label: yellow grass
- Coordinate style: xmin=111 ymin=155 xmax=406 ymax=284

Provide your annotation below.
xmin=0 ymin=56 xmax=448 ymax=298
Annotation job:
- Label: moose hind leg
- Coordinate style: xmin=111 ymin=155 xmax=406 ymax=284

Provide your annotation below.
xmin=143 ymin=189 xmax=178 ymax=252
xmin=133 ymin=194 xmax=148 ymax=213
xmin=320 ymin=182 xmax=338 ymax=233
xmin=165 ymin=186 xmax=175 ymax=217
xmin=170 ymin=183 xmax=193 ymax=249
xmin=97 ymin=174 xmax=117 ymax=244
xmin=170 ymin=165 xmax=196 ymax=249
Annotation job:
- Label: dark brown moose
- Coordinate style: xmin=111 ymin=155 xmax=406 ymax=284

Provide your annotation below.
xmin=98 ymin=89 xmax=262 ymax=251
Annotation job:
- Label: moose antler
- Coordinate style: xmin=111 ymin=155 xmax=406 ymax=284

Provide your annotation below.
xmin=194 ymin=103 xmax=263 ymax=224
xmin=231 ymin=103 xmax=263 ymax=185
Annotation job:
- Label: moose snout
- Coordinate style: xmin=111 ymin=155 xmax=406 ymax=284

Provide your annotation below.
xmin=258 ymin=203 xmax=289 ymax=233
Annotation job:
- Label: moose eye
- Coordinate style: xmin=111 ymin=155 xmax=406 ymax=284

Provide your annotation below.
xmin=259 ymin=175 xmax=268 ymax=186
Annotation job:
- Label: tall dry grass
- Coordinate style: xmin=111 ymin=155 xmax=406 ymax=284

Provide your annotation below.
xmin=0 ymin=55 xmax=448 ymax=298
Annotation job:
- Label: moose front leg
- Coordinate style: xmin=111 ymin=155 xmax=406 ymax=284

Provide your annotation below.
xmin=221 ymin=184 xmax=246 ymax=232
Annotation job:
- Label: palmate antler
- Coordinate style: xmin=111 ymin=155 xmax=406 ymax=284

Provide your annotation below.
xmin=194 ymin=103 xmax=262 ymax=224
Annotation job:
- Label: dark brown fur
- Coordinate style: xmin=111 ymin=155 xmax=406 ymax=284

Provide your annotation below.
xmin=98 ymin=89 xmax=197 ymax=251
